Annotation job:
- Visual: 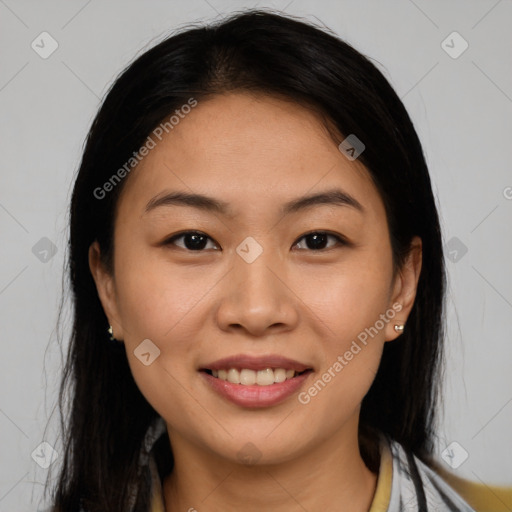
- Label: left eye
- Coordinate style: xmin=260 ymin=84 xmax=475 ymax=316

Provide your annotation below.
xmin=293 ymin=231 xmax=345 ymax=251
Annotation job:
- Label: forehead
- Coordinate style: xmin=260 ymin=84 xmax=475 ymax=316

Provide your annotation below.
xmin=116 ymin=92 xmax=383 ymax=221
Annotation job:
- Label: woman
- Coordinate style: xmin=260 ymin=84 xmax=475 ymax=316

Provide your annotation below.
xmin=45 ymin=8 xmax=494 ymax=512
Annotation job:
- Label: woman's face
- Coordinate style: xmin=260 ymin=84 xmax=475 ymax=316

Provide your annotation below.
xmin=90 ymin=92 xmax=421 ymax=465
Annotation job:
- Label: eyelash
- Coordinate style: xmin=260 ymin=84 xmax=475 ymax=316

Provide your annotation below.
xmin=163 ymin=230 xmax=348 ymax=252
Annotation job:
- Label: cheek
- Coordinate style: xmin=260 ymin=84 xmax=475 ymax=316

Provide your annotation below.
xmin=114 ymin=255 xmax=207 ymax=423
xmin=295 ymin=251 xmax=393 ymax=343
xmin=294 ymin=258 xmax=392 ymax=425
xmin=111 ymin=252 xmax=205 ymax=403
xmin=113 ymin=245 xmax=211 ymax=340
xmin=292 ymin=242 xmax=393 ymax=410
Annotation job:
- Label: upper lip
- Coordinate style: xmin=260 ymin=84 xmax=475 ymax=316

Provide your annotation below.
xmin=200 ymin=354 xmax=313 ymax=372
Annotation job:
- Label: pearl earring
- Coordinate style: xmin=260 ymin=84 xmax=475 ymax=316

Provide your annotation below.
xmin=394 ymin=324 xmax=405 ymax=333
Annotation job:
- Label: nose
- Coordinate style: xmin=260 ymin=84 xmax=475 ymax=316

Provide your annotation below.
xmin=215 ymin=242 xmax=299 ymax=337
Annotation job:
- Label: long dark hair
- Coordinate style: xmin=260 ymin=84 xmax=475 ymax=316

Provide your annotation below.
xmin=46 ymin=8 xmax=445 ymax=511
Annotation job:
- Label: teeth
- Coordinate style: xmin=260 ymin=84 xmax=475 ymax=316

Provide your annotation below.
xmin=211 ymin=368 xmax=299 ymax=385
xmin=256 ymin=368 xmax=274 ymax=386
xmin=240 ymin=369 xmax=256 ymax=385
xmin=227 ymin=368 xmax=240 ymax=384
xmin=274 ymin=368 xmax=286 ymax=383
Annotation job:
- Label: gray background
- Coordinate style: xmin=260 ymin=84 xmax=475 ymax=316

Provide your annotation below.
xmin=0 ymin=0 xmax=511 ymax=510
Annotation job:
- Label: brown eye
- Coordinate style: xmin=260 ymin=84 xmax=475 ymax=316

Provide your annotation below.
xmin=293 ymin=231 xmax=345 ymax=251
xmin=164 ymin=230 xmax=346 ymax=252
xmin=165 ymin=231 xmax=219 ymax=251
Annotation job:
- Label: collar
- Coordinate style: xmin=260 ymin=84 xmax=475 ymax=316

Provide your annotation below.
xmin=140 ymin=417 xmax=476 ymax=511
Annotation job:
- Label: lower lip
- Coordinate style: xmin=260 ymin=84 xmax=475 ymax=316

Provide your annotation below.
xmin=200 ymin=370 xmax=313 ymax=408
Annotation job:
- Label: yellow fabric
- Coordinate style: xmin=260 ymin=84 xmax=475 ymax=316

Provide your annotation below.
xmin=149 ymin=455 xmax=165 ymax=512
xmin=367 ymin=436 xmax=393 ymax=511
xmin=431 ymin=462 xmax=512 ymax=512
xmin=149 ymin=440 xmax=512 ymax=511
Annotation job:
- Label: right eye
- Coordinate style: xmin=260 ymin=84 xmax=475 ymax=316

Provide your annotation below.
xmin=163 ymin=231 xmax=220 ymax=251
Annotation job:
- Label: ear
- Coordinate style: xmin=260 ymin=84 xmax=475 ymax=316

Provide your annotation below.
xmin=384 ymin=236 xmax=422 ymax=342
xmin=88 ymin=240 xmax=125 ymax=341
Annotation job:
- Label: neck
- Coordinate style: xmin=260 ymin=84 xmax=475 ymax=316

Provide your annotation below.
xmin=162 ymin=421 xmax=378 ymax=512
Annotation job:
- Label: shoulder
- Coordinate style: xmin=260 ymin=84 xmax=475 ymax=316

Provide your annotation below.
xmin=383 ymin=437 xmax=512 ymax=512
xmin=429 ymin=458 xmax=512 ymax=512
xmin=384 ymin=437 xmax=477 ymax=511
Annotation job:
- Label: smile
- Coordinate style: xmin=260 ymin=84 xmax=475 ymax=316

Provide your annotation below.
xmin=205 ymin=367 xmax=306 ymax=386
xmin=200 ymin=368 xmax=313 ymax=408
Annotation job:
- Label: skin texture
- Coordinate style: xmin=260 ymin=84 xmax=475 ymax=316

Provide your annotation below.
xmin=89 ymin=92 xmax=422 ymax=512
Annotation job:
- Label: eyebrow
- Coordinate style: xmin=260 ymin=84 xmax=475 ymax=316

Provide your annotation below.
xmin=144 ymin=188 xmax=364 ymax=217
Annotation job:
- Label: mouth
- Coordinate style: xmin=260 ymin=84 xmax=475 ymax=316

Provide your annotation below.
xmin=200 ymin=367 xmax=312 ymax=386
xmin=198 ymin=355 xmax=314 ymax=408
xmin=198 ymin=354 xmax=314 ymax=407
